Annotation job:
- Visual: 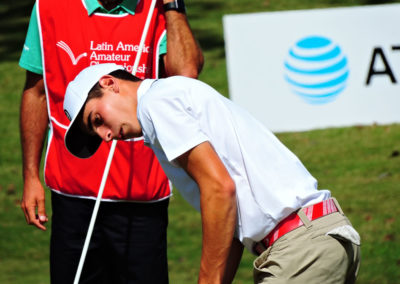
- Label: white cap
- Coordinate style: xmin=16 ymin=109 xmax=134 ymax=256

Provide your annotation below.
xmin=64 ymin=63 xmax=124 ymax=158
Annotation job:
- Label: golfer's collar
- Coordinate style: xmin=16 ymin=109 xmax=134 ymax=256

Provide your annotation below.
xmin=85 ymin=0 xmax=137 ymax=15
xmin=137 ymin=79 xmax=157 ymax=101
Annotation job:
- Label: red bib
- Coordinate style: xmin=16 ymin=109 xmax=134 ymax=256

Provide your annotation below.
xmin=38 ymin=0 xmax=171 ymax=201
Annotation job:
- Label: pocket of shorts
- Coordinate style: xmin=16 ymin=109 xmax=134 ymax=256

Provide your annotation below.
xmin=253 ymin=252 xmax=276 ymax=283
xmin=326 ymin=225 xmax=361 ymax=246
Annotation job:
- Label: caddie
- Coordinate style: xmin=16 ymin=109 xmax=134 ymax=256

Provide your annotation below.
xmin=19 ymin=0 xmax=203 ymax=282
xmin=63 ymin=63 xmax=361 ymax=284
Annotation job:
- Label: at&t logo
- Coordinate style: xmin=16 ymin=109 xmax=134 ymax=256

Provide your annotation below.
xmin=284 ymin=36 xmax=349 ymax=104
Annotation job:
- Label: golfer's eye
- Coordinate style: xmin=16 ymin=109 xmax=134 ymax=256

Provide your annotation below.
xmin=93 ymin=115 xmax=103 ymax=127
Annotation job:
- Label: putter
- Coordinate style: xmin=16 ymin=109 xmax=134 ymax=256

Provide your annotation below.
xmin=73 ymin=0 xmax=158 ymax=282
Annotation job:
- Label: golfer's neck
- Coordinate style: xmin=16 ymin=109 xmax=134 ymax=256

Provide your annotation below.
xmin=123 ymin=81 xmax=141 ymax=107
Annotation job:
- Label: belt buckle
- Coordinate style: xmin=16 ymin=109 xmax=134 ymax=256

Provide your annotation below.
xmin=253 ymin=241 xmax=269 ymax=256
xmin=262 ymin=237 xmax=270 ymax=248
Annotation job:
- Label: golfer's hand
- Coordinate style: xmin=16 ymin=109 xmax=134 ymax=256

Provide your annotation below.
xmin=21 ymin=178 xmax=48 ymax=231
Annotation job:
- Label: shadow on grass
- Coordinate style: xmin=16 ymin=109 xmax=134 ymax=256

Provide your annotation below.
xmin=0 ymin=1 xmax=34 ymax=62
xmin=186 ymin=0 xmax=226 ymax=59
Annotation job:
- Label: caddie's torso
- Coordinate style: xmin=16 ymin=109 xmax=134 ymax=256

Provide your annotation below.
xmin=38 ymin=0 xmax=171 ymax=201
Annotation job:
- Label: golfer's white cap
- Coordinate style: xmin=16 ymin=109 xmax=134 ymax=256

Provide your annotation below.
xmin=64 ymin=63 xmax=124 ymax=158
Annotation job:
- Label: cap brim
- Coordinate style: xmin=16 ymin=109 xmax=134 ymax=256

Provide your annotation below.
xmin=65 ymin=110 xmax=102 ymax=159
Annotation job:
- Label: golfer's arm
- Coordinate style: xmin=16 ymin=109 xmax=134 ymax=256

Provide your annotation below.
xmin=162 ymin=4 xmax=204 ymax=78
xmin=20 ymin=71 xmax=48 ymax=184
xmin=223 ymin=238 xmax=244 ymax=284
xmin=176 ymin=142 xmax=237 ymax=284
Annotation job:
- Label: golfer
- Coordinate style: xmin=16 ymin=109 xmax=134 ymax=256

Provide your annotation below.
xmin=63 ymin=63 xmax=360 ymax=284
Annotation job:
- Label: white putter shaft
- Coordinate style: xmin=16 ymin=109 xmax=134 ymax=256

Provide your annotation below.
xmin=73 ymin=1 xmax=158 ymax=283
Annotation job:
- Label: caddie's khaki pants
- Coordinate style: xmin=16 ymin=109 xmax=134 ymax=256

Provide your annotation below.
xmin=253 ymin=206 xmax=360 ymax=284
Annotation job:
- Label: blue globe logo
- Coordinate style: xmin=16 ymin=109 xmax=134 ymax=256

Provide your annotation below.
xmin=284 ymin=36 xmax=349 ymax=104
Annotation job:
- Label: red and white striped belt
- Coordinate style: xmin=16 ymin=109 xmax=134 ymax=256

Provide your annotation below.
xmin=261 ymin=198 xmax=339 ymax=249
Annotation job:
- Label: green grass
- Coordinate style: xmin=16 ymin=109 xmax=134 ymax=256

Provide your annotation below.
xmin=1 ymin=0 xmax=400 ymax=283
xmin=277 ymin=126 xmax=400 ymax=284
xmin=0 ymin=62 xmax=51 ymax=284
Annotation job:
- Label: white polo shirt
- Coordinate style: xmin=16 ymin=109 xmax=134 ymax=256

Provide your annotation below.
xmin=137 ymin=76 xmax=331 ymax=251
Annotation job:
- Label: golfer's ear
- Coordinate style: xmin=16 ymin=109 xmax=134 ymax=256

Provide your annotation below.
xmin=98 ymin=75 xmax=119 ymax=93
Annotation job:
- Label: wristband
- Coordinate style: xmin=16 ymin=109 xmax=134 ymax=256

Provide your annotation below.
xmin=163 ymin=0 xmax=186 ymax=13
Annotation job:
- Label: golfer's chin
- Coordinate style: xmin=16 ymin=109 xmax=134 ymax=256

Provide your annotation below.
xmin=118 ymin=131 xmax=142 ymax=140
xmin=131 ymin=131 xmax=144 ymax=138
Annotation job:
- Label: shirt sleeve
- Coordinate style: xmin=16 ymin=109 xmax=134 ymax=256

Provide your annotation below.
xmin=19 ymin=3 xmax=43 ymax=75
xmin=140 ymin=85 xmax=208 ymax=162
xmin=159 ymin=33 xmax=167 ymax=55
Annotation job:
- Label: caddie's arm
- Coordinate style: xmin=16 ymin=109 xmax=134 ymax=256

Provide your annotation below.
xmin=162 ymin=0 xmax=204 ymax=78
xmin=176 ymin=141 xmax=237 ymax=284
xmin=19 ymin=71 xmax=49 ymax=231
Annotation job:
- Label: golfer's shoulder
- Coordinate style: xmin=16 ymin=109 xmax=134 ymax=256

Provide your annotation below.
xmin=145 ymin=76 xmax=194 ymax=98
xmin=143 ymin=76 xmax=213 ymax=108
xmin=156 ymin=75 xmax=200 ymax=89
xmin=140 ymin=77 xmax=188 ymax=108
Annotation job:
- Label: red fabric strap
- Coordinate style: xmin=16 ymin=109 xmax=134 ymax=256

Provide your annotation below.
xmin=262 ymin=198 xmax=338 ymax=248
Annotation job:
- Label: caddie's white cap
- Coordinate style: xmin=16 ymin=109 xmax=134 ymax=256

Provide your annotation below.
xmin=64 ymin=63 xmax=124 ymax=158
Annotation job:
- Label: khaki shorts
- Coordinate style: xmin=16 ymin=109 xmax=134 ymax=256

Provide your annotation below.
xmin=253 ymin=206 xmax=360 ymax=284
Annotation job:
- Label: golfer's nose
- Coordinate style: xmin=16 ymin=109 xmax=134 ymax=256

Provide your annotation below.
xmin=98 ymin=127 xmax=113 ymax=142
xmin=104 ymin=131 xmax=112 ymax=142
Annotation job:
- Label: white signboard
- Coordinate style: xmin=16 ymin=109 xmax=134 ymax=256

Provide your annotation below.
xmin=223 ymin=4 xmax=400 ymax=132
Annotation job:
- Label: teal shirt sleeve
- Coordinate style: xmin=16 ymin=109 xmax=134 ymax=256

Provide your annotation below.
xmin=19 ymin=3 xmax=43 ymax=75
xmin=159 ymin=33 xmax=167 ymax=55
